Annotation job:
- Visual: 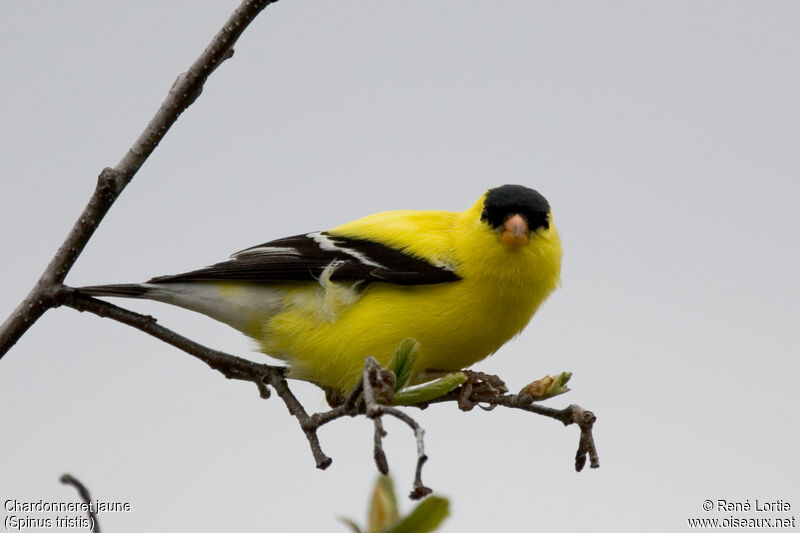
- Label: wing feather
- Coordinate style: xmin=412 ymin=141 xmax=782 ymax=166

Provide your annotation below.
xmin=148 ymin=232 xmax=461 ymax=286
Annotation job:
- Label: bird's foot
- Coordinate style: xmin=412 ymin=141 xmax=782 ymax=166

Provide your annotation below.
xmin=456 ymin=370 xmax=508 ymax=411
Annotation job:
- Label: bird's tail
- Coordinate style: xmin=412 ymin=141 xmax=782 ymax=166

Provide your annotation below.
xmin=77 ymin=281 xmax=284 ymax=337
xmin=77 ymin=284 xmax=151 ymax=298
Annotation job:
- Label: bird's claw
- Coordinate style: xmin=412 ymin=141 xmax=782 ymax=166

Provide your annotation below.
xmin=457 ymin=370 xmax=508 ymax=411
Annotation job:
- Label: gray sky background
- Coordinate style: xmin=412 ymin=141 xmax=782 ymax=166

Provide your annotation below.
xmin=2 ymin=2 xmax=798 ymax=531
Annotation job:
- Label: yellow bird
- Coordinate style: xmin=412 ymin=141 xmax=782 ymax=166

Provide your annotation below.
xmin=81 ymin=185 xmax=562 ymax=394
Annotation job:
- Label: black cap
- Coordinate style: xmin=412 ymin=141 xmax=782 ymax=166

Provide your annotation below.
xmin=480 ymin=185 xmax=550 ymax=231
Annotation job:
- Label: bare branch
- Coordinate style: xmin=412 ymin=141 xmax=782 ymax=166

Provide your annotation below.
xmin=60 ymin=474 xmax=101 ymax=533
xmin=115 ymin=0 xmax=278 ymax=183
xmin=360 ymin=357 xmax=432 ymax=499
xmin=422 ymin=386 xmax=601 ymax=471
xmin=0 ymin=0 xmax=279 ymax=359
xmin=63 ymin=290 xmax=275 ymax=383
xmin=62 ymin=290 xmax=335 ymax=470
xmin=262 ymin=370 xmax=334 ymax=470
xmin=571 ymin=405 xmax=599 ymax=471
xmin=372 ymin=418 xmax=390 ymax=475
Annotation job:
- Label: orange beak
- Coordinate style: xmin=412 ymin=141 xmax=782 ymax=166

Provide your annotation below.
xmin=499 ymin=214 xmax=530 ymax=247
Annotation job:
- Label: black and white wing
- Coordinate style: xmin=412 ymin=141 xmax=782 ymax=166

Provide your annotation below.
xmin=148 ymin=232 xmax=461 ymax=286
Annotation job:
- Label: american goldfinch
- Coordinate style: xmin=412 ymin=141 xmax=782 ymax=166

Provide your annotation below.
xmin=81 ymin=185 xmax=562 ymax=393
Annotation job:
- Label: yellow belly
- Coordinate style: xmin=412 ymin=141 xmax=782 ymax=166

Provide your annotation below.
xmin=259 ymin=275 xmax=547 ymax=391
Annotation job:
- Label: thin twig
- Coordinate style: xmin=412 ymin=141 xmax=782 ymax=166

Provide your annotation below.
xmin=570 ymin=405 xmax=599 ymax=471
xmin=62 ymin=290 xmax=333 ymax=470
xmin=64 ymin=290 xmax=278 ymax=383
xmin=423 ymin=387 xmax=600 ymax=471
xmin=60 ymin=474 xmax=101 ymax=533
xmin=264 ymin=370 xmax=334 ymax=470
xmin=373 ymin=418 xmax=389 ymax=475
xmin=361 ymin=357 xmax=432 ymax=499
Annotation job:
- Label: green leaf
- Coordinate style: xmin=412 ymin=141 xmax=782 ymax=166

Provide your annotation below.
xmin=388 ymin=338 xmax=420 ymax=391
xmin=367 ymin=475 xmax=400 ymax=533
xmin=393 ymin=372 xmax=468 ymax=405
xmin=388 ymin=496 xmax=450 ymax=533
